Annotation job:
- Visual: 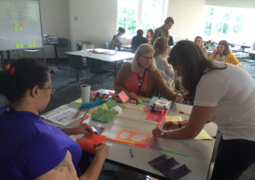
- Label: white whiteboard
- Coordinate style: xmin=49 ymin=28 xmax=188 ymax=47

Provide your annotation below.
xmin=0 ymin=0 xmax=43 ymax=50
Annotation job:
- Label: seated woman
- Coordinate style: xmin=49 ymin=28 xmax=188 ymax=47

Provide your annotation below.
xmin=114 ymin=44 xmax=182 ymax=102
xmin=153 ymin=37 xmax=175 ymax=90
xmin=0 ymin=59 xmax=118 ymax=180
xmin=208 ymin=40 xmax=241 ymax=66
xmin=152 ymin=41 xmax=255 ymax=180
xmin=131 ymin=29 xmax=148 ymax=51
xmin=194 ymin=36 xmax=207 ymax=57
xmin=146 ymin=29 xmax=153 ymax=45
xmin=111 ymin=27 xmax=126 ymax=50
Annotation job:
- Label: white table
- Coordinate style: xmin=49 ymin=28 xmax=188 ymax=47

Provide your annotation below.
xmin=65 ymin=49 xmax=134 ymax=77
xmin=43 ymin=89 xmax=217 ymax=180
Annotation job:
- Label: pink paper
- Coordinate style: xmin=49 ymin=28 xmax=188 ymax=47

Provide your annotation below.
xmin=118 ymin=91 xmax=129 ymax=103
xmin=146 ymin=112 xmax=161 ymax=122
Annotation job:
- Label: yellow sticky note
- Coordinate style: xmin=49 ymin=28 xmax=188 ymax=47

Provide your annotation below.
xmin=165 ymin=115 xmax=182 ymax=122
xmin=19 ymin=27 xmax=23 ymax=31
xmin=14 ymin=27 xmax=18 ymax=31
xmin=194 ymin=130 xmax=212 ymax=140
xmin=19 ymin=44 xmax=23 ymax=48
xmin=15 ymin=44 xmax=19 ymax=48
xmin=32 ymin=41 xmax=36 ymax=47
xmin=14 ymin=22 xmax=18 ymax=26
xmin=21 ymin=22 xmax=25 ymax=26
xmin=75 ymin=99 xmax=82 ymax=104
xmin=28 ymin=45 xmax=32 ymax=48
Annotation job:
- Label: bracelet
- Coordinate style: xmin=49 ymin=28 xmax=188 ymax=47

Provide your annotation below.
xmin=178 ymin=123 xmax=182 ymax=128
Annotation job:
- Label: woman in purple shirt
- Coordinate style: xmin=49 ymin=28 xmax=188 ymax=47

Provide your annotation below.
xmin=0 ymin=59 xmax=118 ymax=180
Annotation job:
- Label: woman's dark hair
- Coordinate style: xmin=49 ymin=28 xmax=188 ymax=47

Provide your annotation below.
xmin=118 ymin=27 xmax=126 ymax=33
xmin=146 ymin=29 xmax=154 ymax=38
xmin=164 ymin=17 xmax=174 ymax=24
xmin=137 ymin=29 xmax=143 ymax=36
xmin=218 ymin=40 xmax=230 ymax=56
xmin=195 ymin=36 xmax=202 ymax=41
xmin=0 ymin=58 xmax=49 ymax=102
xmin=168 ymin=41 xmax=226 ymax=99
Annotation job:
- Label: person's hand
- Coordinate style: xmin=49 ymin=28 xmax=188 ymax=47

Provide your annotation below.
xmin=72 ymin=123 xmax=94 ymax=136
xmin=163 ymin=121 xmax=178 ymax=130
xmin=95 ymin=142 xmax=109 ymax=160
xmin=175 ymin=93 xmax=183 ymax=103
xmin=213 ymin=49 xmax=218 ymax=54
xmin=236 ymin=63 xmax=241 ymax=67
xmin=152 ymin=127 xmax=164 ymax=138
xmin=127 ymin=92 xmax=138 ymax=99
xmin=120 ymin=42 xmax=124 ymax=45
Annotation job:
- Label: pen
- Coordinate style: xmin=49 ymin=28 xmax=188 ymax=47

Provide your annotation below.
xmin=130 ymin=149 xmax=133 ymax=158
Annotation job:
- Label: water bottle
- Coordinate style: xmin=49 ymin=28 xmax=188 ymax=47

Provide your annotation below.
xmin=115 ymin=46 xmax=118 ymax=53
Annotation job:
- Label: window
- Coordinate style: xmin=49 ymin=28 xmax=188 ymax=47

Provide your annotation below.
xmin=203 ymin=6 xmax=255 ymax=42
xmin=117 ymin=0 xmax=167 ymax=38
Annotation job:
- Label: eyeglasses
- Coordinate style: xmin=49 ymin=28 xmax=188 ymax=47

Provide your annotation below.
xmin=141 ymin=55 xmax=153 ymax=60
xmin=43 ymin=88 xmax=56 ymax=95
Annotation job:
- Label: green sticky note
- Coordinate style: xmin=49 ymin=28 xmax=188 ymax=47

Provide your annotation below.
xmin=15 ymin=44 xmax=19 ymax=48
xmin=32 ymin=41 xmax=36 ymax=44
xmin=28 ymin=45 xmax=32 ymax=48
xmin=75 ymin=99 xmax=82 ymax=104
xmin=14 ymin=27 xmax=18 ymax=31
xmin=14 ymin=22 xmax=18 ymax=26
xmin=19 ymin=44 xmax=23 ymax=48
xmin=19 ymin=27 xmax=23 ymax=31
xmin=32 ymin=44 xmax=36 ymax=47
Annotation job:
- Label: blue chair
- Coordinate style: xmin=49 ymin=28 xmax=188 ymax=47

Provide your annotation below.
xmin=77 ymin=41 xmax=92 ymax=50
xmin=105 ymin=42 xmax=113 ymax=50
xmin=67 ymin=54 xmax=88 ymax=83
xmin=86 ymin=57 xmax=113 ymax=87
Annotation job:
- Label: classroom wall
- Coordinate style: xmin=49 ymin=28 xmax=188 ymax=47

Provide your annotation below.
xmin=168 ymin=0 xmax=206 ymax=42
xmin=68 ymin=0 xmax=117 ymax=51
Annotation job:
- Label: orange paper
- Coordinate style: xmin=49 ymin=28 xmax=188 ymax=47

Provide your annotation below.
xmin=21 ymin=22 xmax=25 ymax=26
xmin=115 ymin=129 xmax=151 ymax=145
xmin=76 ymin=135 xmax=106 ymax=154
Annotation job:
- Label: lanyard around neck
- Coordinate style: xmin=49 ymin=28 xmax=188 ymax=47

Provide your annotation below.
xmin=137 ymin=69 xmax=148 ymax=93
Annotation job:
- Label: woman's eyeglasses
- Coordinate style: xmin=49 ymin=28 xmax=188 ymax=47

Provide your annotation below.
xmin=141 ymin=55 xmax=153 ymax=60
xmin=43 ymin=88 xmax=56 ymax=95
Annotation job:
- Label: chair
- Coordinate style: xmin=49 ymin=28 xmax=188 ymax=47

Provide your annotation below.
xmin=67 ymin=54 xmax=90 ymax=84
xmin=105 ymin=42 xmax=113 ymax=50
xmin=82 ymin=44 xmax=94 ymax=50
xmin=77 ymin=41 xmax=92 ymax=51
xmin=86 ymin=57 xmax=113 ymax=87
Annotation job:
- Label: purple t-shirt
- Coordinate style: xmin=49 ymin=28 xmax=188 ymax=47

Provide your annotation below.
xmin=0 ymin=107 xmax=82 ymax=179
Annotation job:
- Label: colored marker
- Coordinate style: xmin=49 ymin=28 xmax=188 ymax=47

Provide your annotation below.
xmin=130 ymin=149 xmax=133 ymax=158
xmin=163 ymin=149 xmax=189 ymax=157
xmin=179 ymin=111 xmax=190 ymax=115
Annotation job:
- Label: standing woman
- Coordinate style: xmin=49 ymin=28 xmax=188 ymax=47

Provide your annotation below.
xmin=111 ymin=27 xmax=126 ymax=50
xmin=194 ymin=36 xmax=207 ymax=57
xmin=208 ymin=40 xmax=241 ymax=66
xmin=152 ymin=41 xmax=255 ymax=180
xmin=0 ymin=59 xmax=118 ymax=180
xmin=153 ymin=37 xmax=175 ymax=90
xmin=146 ymin=29 xmax=154 ymax=45
xmin=151 ymin=17 xmax=174 ymax=45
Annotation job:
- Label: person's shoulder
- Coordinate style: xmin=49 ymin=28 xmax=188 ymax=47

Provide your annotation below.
xmin=122 ymin=62 xmax=132 ymax=69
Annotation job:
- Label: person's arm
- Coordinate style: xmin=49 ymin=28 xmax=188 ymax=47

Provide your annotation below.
xmin=153 ymin=106 xmax=213 ymax=139
xmin=131 ymin=37 xmax=135 ymax=49
xmin=164 ymin=60 xmax=175 ymax=79
xmin=35 ymin=144 xmax=109 ymax=180
xmin=60 ymin=124 xmax=94 ymax=136
xmin=151 ymin=28 xmax=160 ymax=45
xmin=111 ymin=35 xmax=122 ymax=46
xmin=227 ymin=52 xmax=242 ymax=66
xmin=208 ymin=52 xmax=216 ymax=60
xmin=153 ymin=69 xmax=177 ymax=101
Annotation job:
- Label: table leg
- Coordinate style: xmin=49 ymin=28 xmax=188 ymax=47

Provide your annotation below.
xmin=76 ymin=71 xmax=79 ymax=81
xmin=7 ymin=50 xmax=11 ymax=61
xmin=54 ymin=44 xmax=59 ymax=66
xmin=0 ymin=51 xmax=5 ymax=70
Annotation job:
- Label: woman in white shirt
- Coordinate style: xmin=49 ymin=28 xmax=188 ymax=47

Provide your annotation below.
xmin=152 ymin=40 xmax=255 ymax=180
xmin=153 ymin=37 xmax=175 ymax=90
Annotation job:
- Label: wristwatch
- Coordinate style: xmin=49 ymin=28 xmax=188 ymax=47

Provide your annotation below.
xmin=161 ymin=131 xmax=165 ymax=138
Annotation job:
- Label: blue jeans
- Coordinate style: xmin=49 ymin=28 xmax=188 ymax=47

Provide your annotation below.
xmin=211 ymin=138 xmax=255 ymax=180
